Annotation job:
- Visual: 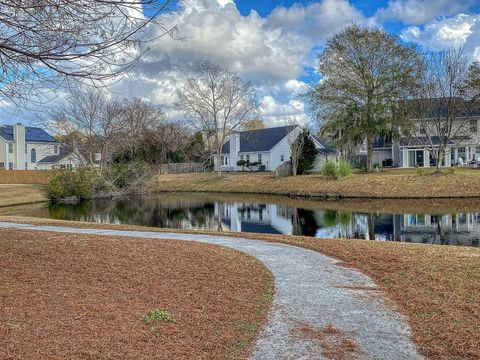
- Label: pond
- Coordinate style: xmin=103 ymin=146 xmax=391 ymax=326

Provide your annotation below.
xmin=4 ymin=193 xmax=480 ymax=247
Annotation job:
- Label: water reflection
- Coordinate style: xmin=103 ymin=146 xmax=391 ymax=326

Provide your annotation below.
xmin=12 ymin=194 xmax=480 ymax=247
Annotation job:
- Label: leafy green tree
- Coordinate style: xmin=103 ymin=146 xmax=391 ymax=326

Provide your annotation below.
xmin=304 ymin=25 xmax=423 ymax=171
xmin=296 ymin=129 xmax=317 ymax=174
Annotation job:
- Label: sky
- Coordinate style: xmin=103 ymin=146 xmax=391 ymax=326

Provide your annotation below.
xmin=6 ymin=0 xmax=480 ymax=127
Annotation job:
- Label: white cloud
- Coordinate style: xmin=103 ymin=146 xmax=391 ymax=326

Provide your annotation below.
xmin=258 ymin=96 xmax=309 ymax=126
xmin=400 ymin=13 xmax=480 ymax=52
xmin=376 ymin=0 xmax=476 ymax=25
xmin=266 ymin=0 xmax=367 ymax=41
xmin=109 ymin=0 xmax=367 ymax=126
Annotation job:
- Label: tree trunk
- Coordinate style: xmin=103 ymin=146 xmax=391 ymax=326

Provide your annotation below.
xmin=435 ymin=148 xmax=444 ymax=173
xmin=367 ymin=136 xmax=373 ymax=172
xmin=216 ymin=149 xmax=222 ymax=177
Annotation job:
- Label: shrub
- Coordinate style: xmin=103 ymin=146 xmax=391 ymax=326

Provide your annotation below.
xmin=337 ymin=160 xmax=352 ymax=178
xmin=236 ymin=159 xmax=247 ymax=171
xmin=321 ymin=159 xmax=338 ymax=179
xmin=321 ymin=159 xmax=352 ymax=180
xmin=447 ymin=167 xmax=456 ymax=174
xmin=47 ymin=168 xmax=102 ymax=201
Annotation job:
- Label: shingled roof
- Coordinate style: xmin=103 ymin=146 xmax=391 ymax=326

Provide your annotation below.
xmin=221 ymin=125 xmax=337 ymax=154
xmin=0 ymin=125 xmax=57 ymax=143
xmin=221 ymin=125 xmax=297 ymax=154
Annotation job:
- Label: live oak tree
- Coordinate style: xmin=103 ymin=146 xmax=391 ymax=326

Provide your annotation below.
xmin=304 ymin=25 xmax=423 ymax=171
xmin=0 ymin=0 xmax=174 ymax=108
xmin=410 ymin=49 xmax=480 ymax=172
xmin=176 ymin=61 xmax=257 ymax=176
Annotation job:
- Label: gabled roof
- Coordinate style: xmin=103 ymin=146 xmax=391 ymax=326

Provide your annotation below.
xmin=38 ymin=147 xmax=71 ymax=163
xmin=312 ymin=135 xmax=337 ymax=154
xmin=0 ymin=125 xmax=57 ymax=143
xmin=222 ymin=125 xmax=297 ymax=154
xmin=405 ymin=97 xmax=480 ymax=119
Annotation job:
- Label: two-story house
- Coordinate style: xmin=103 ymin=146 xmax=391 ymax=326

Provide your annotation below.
xmin=372 ymin=102 xmax=480 ymax=168
xmin=0 ymin=123 xmax=82 ymax=170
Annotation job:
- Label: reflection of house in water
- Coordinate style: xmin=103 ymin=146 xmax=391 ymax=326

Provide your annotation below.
xmin=216 ymin=203 xmax=294 ymax=234
xmin=216 ymin=202 xmax=480 ymax=247
xmin=396 ymin=213 xmax=480 ymax=247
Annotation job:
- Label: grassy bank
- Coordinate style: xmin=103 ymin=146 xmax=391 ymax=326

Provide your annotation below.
xmin=153 ymin=168 xmax=480 ymax=198
xmin=0 ymin=184 xmax=48 ymax=207
xmin=1 ymin=216 xmax=478 ymax=359
xmin=0 ymin=227 xmax=273 ymax=359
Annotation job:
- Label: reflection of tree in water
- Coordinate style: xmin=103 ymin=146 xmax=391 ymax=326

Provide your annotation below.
xmin=48 ymin=198 xmax=217 ymax=230
xmin=291 ymin=208 xmax=319 ymax=237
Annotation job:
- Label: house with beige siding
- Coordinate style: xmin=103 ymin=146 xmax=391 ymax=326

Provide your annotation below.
xmin=0 ymin=123 xmax=82 ymax=170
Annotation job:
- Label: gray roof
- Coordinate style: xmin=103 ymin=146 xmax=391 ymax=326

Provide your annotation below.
xmin=312 ymin=135 xmax=337 ymax=154
xmin=38 ymin=147 xmax=71 ymax=163
xmin=221 ymin=126 xmax=337 ymax=154
xmin=222 ymin=125 xmax=297 ymax=154
xmin=0 ymin=125 xmax=57 ymax=143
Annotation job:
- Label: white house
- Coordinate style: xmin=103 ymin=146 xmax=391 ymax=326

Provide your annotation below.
xmin=372 ymin=99 xmax=480 ymax=168
xmin=0 ymin=123 xmax=82 ymax=170
xmin=216 ymin=125 xmax=337 ymax=172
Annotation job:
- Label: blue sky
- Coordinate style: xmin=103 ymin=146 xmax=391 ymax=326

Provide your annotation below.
xmin=4 ymin=0 xmax=480 ymax=126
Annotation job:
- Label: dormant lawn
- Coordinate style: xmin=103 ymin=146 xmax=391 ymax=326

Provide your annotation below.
xmin=153 ymin=168 xmax=480 ymax=199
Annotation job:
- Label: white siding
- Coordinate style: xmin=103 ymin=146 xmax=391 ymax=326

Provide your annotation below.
xmin=26 ymin=142 xmax=58 ymax=169
xmin=0 ymin=138 xmax=6 ymax=168
xmin=269 ymin=137 xmax=292 ymax=171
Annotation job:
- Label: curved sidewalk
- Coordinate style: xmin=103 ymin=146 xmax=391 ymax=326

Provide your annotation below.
xmin=0 ymin=222 xmax=422 ymax=359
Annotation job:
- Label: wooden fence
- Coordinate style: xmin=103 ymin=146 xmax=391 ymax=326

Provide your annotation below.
xmin=154 ymin=163 xmax=209 ymax=175
xmin=275 ymin=162 xmax=292 ymax=178
xmin=0 ymin=170 xmax=52 ymax=184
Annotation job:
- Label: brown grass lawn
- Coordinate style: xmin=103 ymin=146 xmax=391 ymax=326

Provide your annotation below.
xmin=153 ymin=168 xmax=480 ymax=198
xmin=0 ymin=228 xmax=273 ymax=360
xmin=1 ymin=217 xmax=478 ymax=360
xmin=0 ymin=184 xmax=48 ymax=207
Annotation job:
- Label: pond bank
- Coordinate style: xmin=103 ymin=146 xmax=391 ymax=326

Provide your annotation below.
xmin=152 ymin=169 xmax=480 ymax=199
xmin=0 ymin=184 xmax=48 ymax=207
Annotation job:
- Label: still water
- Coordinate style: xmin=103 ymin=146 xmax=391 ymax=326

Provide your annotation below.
xmin=7 ymin=193 xmax=480 ymax=247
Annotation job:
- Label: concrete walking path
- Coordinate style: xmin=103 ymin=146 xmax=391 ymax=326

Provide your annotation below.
xmin=0 ymin=222 xmax=422 ymax=359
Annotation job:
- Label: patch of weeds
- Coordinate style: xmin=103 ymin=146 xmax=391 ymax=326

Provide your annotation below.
xmin=141 ymin=308 xmax=175 ymax=327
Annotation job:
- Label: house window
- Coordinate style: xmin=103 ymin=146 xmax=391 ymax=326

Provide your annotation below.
xmin=458 ymin=147 xmax=466 ymax=161
xmin=54 ymin=145 xmax=59 ymax=154
xmin=419 ymin=125 xmax=426 ymax=134
xmin=258 ymin=154 xmax=262 ymax=164
xmin=280 ymin=155 xmax=284 ymax=162
xmin=67 ymin=164 xmax=73 ymax=171
xmin=31 ymin=148 xmax=36 ymax=163
xmin=225 ymin=156 xmax=228 ymax=165
xmin=476 ymin=146 xmax=480 ymax=155
xmin=240 ymin=155 xmax=244 ymax=160
xmin=0 ymin=162 xmax=4 ymax=169
xmin=470 ymin=119 xmax=478 ymax=133
xmin=8 ymin=143 xmax=13 ymax=154
xmin=407 ymin=149 xmax=424 ymax=167
xmin=25 ymin=143 xmax=27 ymax=153
xmin=8 ymin=162 xmax=13 ymax=170
xmin=246 ymin=155 xmax=250 ymax=163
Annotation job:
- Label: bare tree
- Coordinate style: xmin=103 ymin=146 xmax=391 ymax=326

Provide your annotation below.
xmin=242 ymin=118 xmax=265 ymax=131
xmin=282 ymin=117 xmax=303 ymax=176
xmin=118 ymin=98 xmax=166 ymax=158
xmin=46 ymin=89 xmax=165 ymax=167
xmin=411 ymin=49 xmax=480 ymax=172
xmin=0 ymin=0 xmax=175 ymax=108
xmin=176 ymin=61 xmax=257 ymax=176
